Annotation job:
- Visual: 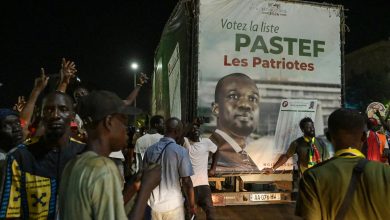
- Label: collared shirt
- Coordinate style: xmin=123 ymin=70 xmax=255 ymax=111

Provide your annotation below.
xmin=296 ymin=148 xmax=390 ymax=220
xmin=210 ymin=130 xmax=259 ymax=174
xmin=215 ymin=129 xmax=247 ymax=153
xmin=143 ymin=137 xmax=193 ymax=212
xmin=334 ymin=148 xmax=365 ymax=158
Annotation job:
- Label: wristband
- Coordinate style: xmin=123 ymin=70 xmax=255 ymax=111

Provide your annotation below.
xmin=136 ymin=83 xmax=143 ymax=87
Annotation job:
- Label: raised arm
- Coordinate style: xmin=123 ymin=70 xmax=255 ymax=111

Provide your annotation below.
xmin=19 ymin=69 xmax=49 ymax=138
xmin=123 ymin=73 xmax=149 ymax=106
xmin=57 ymin=58 xmax=77 ymax=93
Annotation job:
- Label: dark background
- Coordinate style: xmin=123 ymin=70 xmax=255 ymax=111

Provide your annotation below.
xmin=1 ymin=0 xmax=389 ymax=112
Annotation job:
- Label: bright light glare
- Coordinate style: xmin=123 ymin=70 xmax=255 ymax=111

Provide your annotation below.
xmin=131 ymin=62 xmax=139 ymax=70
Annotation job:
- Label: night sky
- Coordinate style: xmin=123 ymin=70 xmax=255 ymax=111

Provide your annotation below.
xmin=1 ymin=0 xmax=390 ymax=111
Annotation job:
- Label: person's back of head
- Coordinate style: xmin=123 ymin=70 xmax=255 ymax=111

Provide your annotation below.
xmin=165 ymin=117 xmax=183 ymax=141
xmin=150 ymin=115 xmax=164 ymax=134
xmin=328 ymin=108 xmax=366 ymax=151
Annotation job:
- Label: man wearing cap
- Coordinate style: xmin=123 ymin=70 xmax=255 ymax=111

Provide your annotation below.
xmin=59 ymin=90 xmax=161 ymax=220
xmin=0 ymin=92 xmax=85 ymax=219
xmin=0 ymin=109 xmax=24 ymax=158
xmin=71 ymin=74 xmax=149 ymax=174
xmin=0 ymin=108 xmax=24 ymax=201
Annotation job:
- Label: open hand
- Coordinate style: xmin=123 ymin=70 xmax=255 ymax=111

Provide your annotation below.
xmin=60 ymin=58 xmax=77 ymax=84
xmin=137 ymin=72 xmax=149 ymax=85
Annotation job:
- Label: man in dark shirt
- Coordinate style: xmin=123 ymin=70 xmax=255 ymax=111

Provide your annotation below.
xmin=263 ymin=117 xmax=329 ymax=176
xmin=0 ymin=91 xmax=85 ymax=219
xmin=0 ymin=109 xmax=24 ymax=201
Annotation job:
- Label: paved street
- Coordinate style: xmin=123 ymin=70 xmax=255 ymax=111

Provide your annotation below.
xmin=196 ymin=203 xmax=302 ymax=220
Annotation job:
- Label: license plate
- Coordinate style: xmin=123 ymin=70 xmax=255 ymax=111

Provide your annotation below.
xmin=250 ymin=193 xmax=281 ymax=201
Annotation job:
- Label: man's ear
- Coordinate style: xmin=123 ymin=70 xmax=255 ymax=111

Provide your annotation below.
xmin=211 ymin=102 xmax=219 ymax=116
xmin=103 ymin=115 xmax=113 ymax=131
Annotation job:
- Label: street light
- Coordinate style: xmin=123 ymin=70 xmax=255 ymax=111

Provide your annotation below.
xmin=130 ymin=62 xmax=139 ymax=107
xmin=131 ymin=62 xmax=139 ymax=70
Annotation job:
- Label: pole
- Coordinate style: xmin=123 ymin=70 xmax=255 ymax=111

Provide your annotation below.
xmin=134 ymin=72 xmax=137 ymax=107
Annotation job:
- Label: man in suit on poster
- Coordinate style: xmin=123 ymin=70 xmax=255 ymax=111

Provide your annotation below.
xmin=209 ymin=73 xmax=260 ymax=174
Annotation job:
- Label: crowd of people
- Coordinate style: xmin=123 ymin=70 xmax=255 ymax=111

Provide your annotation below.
xmin=0 ymin=58 xmax=218 ymax=220
xmin=1 ymin=57 xmax=390 ymax=220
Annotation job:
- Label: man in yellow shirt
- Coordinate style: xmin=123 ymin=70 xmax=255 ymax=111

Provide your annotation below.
xmin=296 ymin=108 xmax=390 ymax=220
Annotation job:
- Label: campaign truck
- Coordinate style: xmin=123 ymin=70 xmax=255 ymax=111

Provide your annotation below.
xmin=152 ymin=0 xmax=344 ymax=205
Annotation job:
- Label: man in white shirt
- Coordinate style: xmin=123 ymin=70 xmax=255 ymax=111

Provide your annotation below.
xmin=134 ymin=115 xmax=164 ymax=174
xmin=135 ymin=115 xmax=164 ymax=160
xmin=184 ymin=123 xmax=217 ymax=220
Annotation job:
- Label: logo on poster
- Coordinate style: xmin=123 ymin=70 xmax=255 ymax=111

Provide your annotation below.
xmin=261 ymin=3 xmax=287 ymax=16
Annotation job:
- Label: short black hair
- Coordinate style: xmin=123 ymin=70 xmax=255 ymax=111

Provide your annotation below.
xmin=299 ymin=117 xmax=313 ymax=129
xmin=150 ymin=115 xmax=164 ymax=128
xmin=328 ymin=108 xmax=365 ymax=135
xmin=214 ymin=73 xmax=255 ymax=102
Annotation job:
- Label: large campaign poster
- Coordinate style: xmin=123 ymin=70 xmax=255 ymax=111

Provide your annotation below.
xmin=168 ymin=43 xmax=182 ymax=118
xmin=197 ymin=0 xmax=342 ymax=174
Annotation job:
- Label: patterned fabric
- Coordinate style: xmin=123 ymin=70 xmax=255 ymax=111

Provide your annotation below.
xmin=286 ymin=136 xmax=329 ymax=175
xmin=0 ymin=137 xmax=85 ymax=219
xmin=305 ymin=137 xmax=321 ymax=168
xmin=0 ymin=146 xmax=57 ymax=219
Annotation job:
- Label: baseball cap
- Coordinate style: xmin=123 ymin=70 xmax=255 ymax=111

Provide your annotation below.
xmin=77 ymin=90 xmax=141 ymax=124
xmin=0 ymin=108 xmax=19 ymax=121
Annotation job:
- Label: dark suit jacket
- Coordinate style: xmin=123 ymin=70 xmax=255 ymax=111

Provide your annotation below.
xmin=209 ymin=131 xmax=260 ymax=174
